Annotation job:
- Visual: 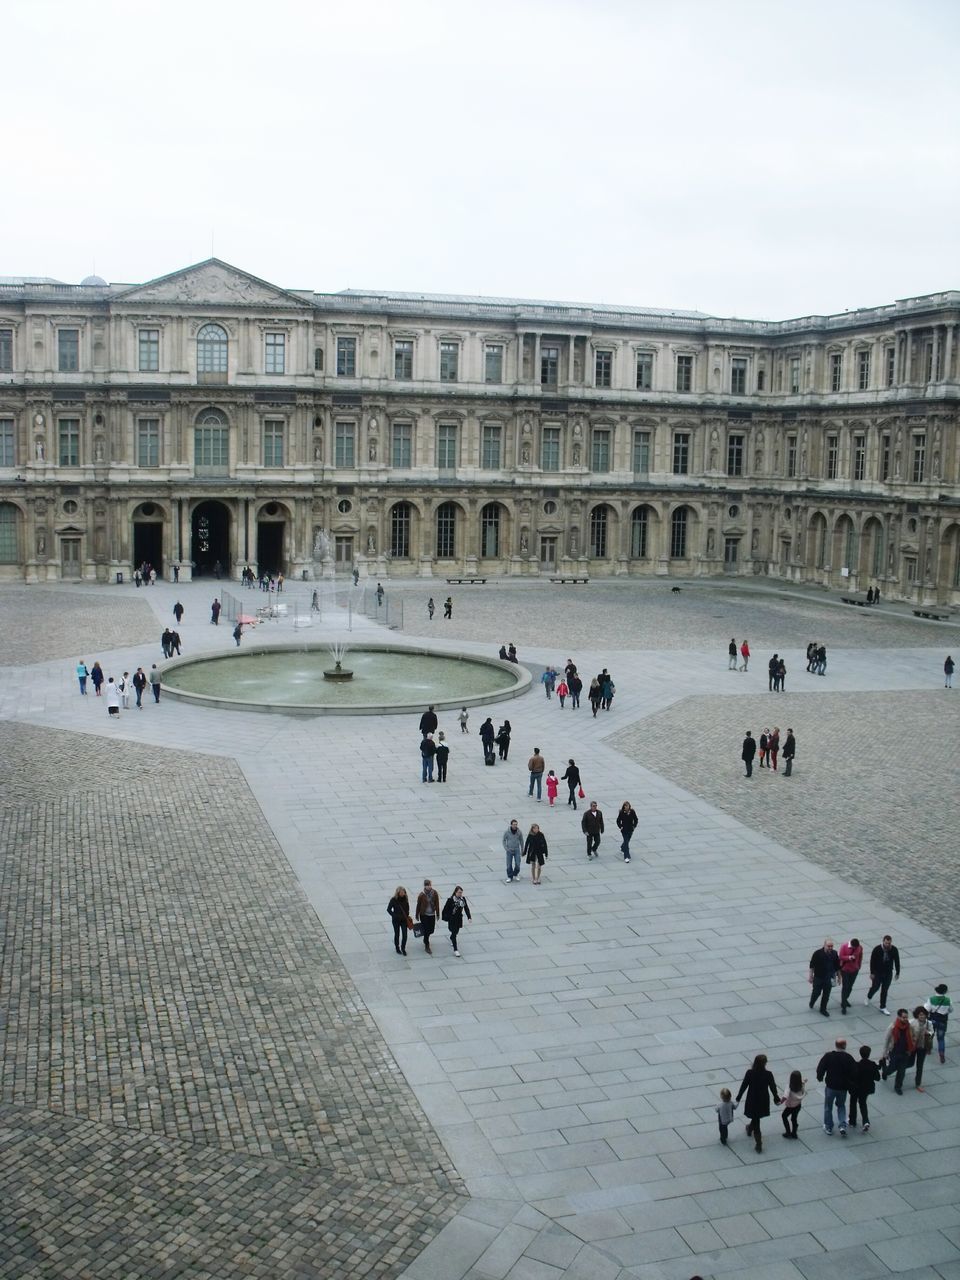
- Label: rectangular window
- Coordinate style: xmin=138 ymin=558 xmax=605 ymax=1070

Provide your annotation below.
xmin=924 ymin=340 xmax=934 ymax=382
xmin=756 ymin=369 xmax=765 ymax=391
xmin=594 ymin=349 xmax=613 ymax=388
xmin=905 ymin=555 xmax=919 ymax=584
xmin=636 ymin=351 xmax=653 ymax=390
xmin=437 ymin=422 xmax=458 ymax=469
xmin=265 ymin=332 xmax=286 ymax=375
xmin=439 ymin=342 xmax=459 ymax=382
xmin=912 ymin=433 xmax=926 ymax=483
xmin=632 ymin=430 xmax=650 ymax=475
xmin=885 ymin=346 xmax=895 ymax=387
xmin=0 ymin=328 xmax=12 ymax=372
xmin=392 ymin=422 xmax=412 ymax=469
xmin=675 ymin=354 xmax=693 ymax=392
xmin=58 ymin=329 xmax=79 ymax=372
xmin=138 ymin=329 xmax=159 ymax=372
xmin=673 ymin=431 xmax=690 ymax=474
xmin=790 ymin=356 xmax=801 ymax=394
xmin=481 ymin=423 xmax=501 ymax=470
xmin=336 ymin=337 xmax=357 ymax=377
xmin=857 ymin=349 xmax=870 ymax=390
xmin=541 ymin=345 xmax=558 ymax=387
xmin=394 ymin=339 xmax=413 ymax=380
xmin=727 ymin=433 xmax=744 ymax=476
xmin=484 ymin=344 xmax=503 ymax=384
xmin=787 ymin=435 xmax=797 ymax=478
xmin=830 ymin=352 xmax=843 ymax=392
xmin=731 ymin=357 xmax=747 ymax=395
xmin=334 ymin=421 xmax=355 ymax=467
xmin=263 ymin=419 xmax=284 ymax=467
xmin=826 ymin=434 xmax=839 ymax=479
xmin=541 ymin=425 xmax=560 ymax=471
xmin=853 ymin=435 xmax=866 ymax=482
xmin=591 ymin=428 xmax=611 ymax=473
xmin=0 ymin=418 xmax=14 ymax=466
xmin=0 ymin=502 xmax=16 ymax=562
xmin=880 ymin=432 xmax=891 ymax=481
xmin=136 ymin=417 xmax=160 ymax=467
xmin=58 ymin=418 xmax=80 ymax=466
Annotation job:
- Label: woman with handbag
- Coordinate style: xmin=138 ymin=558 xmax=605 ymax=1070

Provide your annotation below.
xmin=912 ymin=1006 xmax=935 ymax=1090
xmin=882 ymin=1009 xmax=916 ymax=1095
xmin=387 ymin=886 xmax=411 ymax=956
xmin=523 ymin=823 xmax=548 ymax=885
xmin=561 ymin=759 xmax=581 ymax=810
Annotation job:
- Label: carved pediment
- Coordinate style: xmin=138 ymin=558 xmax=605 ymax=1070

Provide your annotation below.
xmin=115 ymin=259 xmax=306 ymax=309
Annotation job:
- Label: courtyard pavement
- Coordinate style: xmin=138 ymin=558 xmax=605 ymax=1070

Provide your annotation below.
xmin=1 ymin=575 xmax=959 ymax=1280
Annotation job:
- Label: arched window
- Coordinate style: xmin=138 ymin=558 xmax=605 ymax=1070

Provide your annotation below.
xmin=195 ymin=408 xmax=229 ymax=476
xmin=589 ymin=506 xmax=608 ymax=558
xmin=0 ymin=502 xmax=18 ymax=563
xmin=480 ymin=503 xmax=500 ymax=558
xmin=390 ymin=502 xmax=411 ymax=558
xmin=670 ymin=507 xmax=688 ymax=558
xmin=436 ymin=502 xmax=457 ymax=558
xmin=197 ymin=324 xmax=228 ymax=374
xmin=631 ymin=507 xmax=649 ymax=558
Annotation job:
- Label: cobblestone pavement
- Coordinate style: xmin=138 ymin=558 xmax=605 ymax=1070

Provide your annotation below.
xmin=0 ymin=585 xmax=157 ymax=666
xmin=0 ymin=723 xmax=464 ymax=1278
xmin=613 ymin=689 xmax=960 ymax=947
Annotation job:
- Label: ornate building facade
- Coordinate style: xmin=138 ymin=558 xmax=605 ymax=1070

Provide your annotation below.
xmin=0 ymin=259 xmax=958 ymax=600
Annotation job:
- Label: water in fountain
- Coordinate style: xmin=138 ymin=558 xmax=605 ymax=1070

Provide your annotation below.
xmin=324 ymin=639 xmax=353 ymax=681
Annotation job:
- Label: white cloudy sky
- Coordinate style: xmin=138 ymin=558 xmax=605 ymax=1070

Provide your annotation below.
xmin=5 ymin=0 xmax=959 ymax=318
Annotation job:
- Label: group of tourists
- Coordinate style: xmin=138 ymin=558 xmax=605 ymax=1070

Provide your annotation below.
xmin=538 ymin=659 xmax=615 ymax=717
xmin=740 ymin=727 xmax=796 ymax=776
xmin=76 ymin=660 xmax=160 ymax=710
xmin=386 ymin=880 xmax=471 ymax=957
xmin=806 ymin=641 xmax=828 ymax=675
xmin=133 ymin=562 xmax=158 ymax=588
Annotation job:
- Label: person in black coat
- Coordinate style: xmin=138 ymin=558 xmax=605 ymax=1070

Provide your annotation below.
xmin=419 ymin=705 xmax=438 ymax=736
xmin=523 ymin=823 xmax=548 ymax=885
xmin=741 ymin=731 xmax=757 ymax=777
xmin=495 ymin=720 xmax=512 ymax=761
xmin=561 ymin=759 xmax=581 ymax=809
xmin=849 ymin=1045 xmax=881 ymax=1131
xmin=387 ymin=886 xmax=411 ymax=955
xmin=736 ymin=1053 xmax=781 ymax=1152
xmin=479 ymin=717 xmax=496 ymax=762
xmin=616 ymin=802 xmax=638 ymax=862
xmin=866 ymin=935 xmax=901 ymax=1013
xmin=441 ymin=886 xmax=471 ymax=955
xmin=808 ymin=939 xmax=841 ymax=1016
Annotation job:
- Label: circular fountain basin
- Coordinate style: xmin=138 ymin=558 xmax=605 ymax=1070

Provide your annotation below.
xmin=161 ymin=642 xmax=530 ymax=716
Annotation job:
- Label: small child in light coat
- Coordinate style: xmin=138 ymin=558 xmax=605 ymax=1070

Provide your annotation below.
xmin=716 ymin=1088 xmax=738 ymax=1144
xmin=458 ymin=708 xmax=469 ymax=734
xmin=781 ymin=1070 xmax=807 ymax=1138
xmin=545 ymin=771 xmax=559 ymax=805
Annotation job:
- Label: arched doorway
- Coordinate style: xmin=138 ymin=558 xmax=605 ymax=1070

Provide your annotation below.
xmin=256 ymin=501 xmax=288 ymax=576
xmin=132 ymin=501 xmax=164 ymax=575
xmin=191 ymin=500 xmax=231 ymax=577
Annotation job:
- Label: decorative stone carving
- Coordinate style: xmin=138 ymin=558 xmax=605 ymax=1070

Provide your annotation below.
xmin=35 ymin=439 xmax=44 ymax=460
xmin=707 ymin=529 xmax=715 ymax=555
xmin=367 ymin=531 xmax=376 ymax=554
xmin=520 ymin=530 xmax=529 ymax=554
xmin=121 ymin=262 xmax=295 ymax=306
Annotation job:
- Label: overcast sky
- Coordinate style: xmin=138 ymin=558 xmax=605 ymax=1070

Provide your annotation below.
xmin=5 ymin=0 xmax=958 ymax=319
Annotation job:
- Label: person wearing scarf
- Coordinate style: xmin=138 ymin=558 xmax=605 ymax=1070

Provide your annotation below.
xmin=883 ymin=1009 xmax=916 ymax=1095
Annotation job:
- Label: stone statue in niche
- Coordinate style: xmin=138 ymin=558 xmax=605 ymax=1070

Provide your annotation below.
xmin=573 ymin=443 xmax=581 ymax=466
xmin=754 ymin=449 xmax=763 ymax=471
xmin=35 ymin=439 xmax=44 ymax=461
xmin=894 ymin=451 xmax=902 ymax=479
xmin=707 ymin=529 xmax=715 ymax=555
xmin=368 ymin=437 xmax=377 ymax=462
xmin=36 ymin=531 xmax=45 ymax=556
xmin=521 ymin=443 xmax=531 ymax=464
xmin=367 ymin=531 xmax=376 ymax=554
xmin=752 ymin=529 xmax=760 ymax=552
xmin=709 ymin=447 xmax=717 ymax=470
xmin=520 ymin=530 xmax=529 ymax=554
xmin=95 ymin=438 xmax=104 ymax=462
xmin=570 ymin=530 xmax=578 ymax=556
xmin=933 ymin=450 xmax=941 ymax=480
xmin=314 ymin=437 xmax=323 ymax=461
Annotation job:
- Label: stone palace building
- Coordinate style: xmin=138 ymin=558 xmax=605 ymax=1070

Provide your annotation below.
xmin=0 ymin=259 xmax=958 ymax=600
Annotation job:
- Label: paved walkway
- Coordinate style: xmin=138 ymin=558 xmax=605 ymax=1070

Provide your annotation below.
xmin=1 ymin=576 xmax=958 ymax=1279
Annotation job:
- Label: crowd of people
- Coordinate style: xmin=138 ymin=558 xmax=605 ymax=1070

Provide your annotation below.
xmin=740 ymin=727 xmax=796 ymax=776
xmin=387 ymin=880 xmax=472 ymax=957
xmin=76 ymin=659 xmax=160 ymax=710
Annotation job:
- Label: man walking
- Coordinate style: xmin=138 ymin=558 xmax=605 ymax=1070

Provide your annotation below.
xmin=783 ymin=728 xmax=796 ymax=776
xmin=211 ymin=598 xmax=221 ymax=625
xmin=865 ymin=935 xmax=901 ymax=1014
xmin=415 ymin=879 xmax=440 ymax=955
xmin=503 ymin=819 xmax=523 ymax=883
xmin=816 ymin=1038 xmax=856 ymax=1136
xmin=173 ymin=601 xmax=184 ymax=624
xmin=419 ymin=705 xmax=438 ymax=736
xmin=527 ymin=747 xmax=546 ymax=800
xmin=479 ymin=717 xmax=496 ymax=763
xmin=741 ymin=730 xmax=756 ymax=777
xmin=768 ymin=653 xmax=779 ymax=691
xmin=581 ymin=800 xmax=604 ymax=858
xmin=728 ymin=638 xmax=738 ymax=670
xmin=808 ymin=938 xmax=840 ymax=1016
xmin=443 ymin=596 xmax=453 ymax=619
xmin=132 ymin=667 xmax=146 ymax=709
xmin=419 ymin=733 xmax=436 ymax=783
xmin=149 ymin=664 xmax=162 ymax=703
xmin=838 ymin=937 xmax=863 ymax=1014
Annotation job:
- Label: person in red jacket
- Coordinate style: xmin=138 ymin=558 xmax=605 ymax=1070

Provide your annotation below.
xmin=838 ymin=938 xmax=863 ymax=1013
xmin=739 ymin=639 xmax=750 ymax=671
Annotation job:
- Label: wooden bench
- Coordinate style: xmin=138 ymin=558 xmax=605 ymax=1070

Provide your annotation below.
xmin=446 ymin=577 xmax=486 ymax=584
xmin=913 ymin=608 xmax=949 ymax=621
xmin=841 ymin=596 xmax=868 ymax=606
xmin=550 ymin=576 xmax=590 ymax=584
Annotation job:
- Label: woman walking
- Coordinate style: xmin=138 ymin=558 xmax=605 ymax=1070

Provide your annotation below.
xmin=496 ymin=720 xmax=512 ymax=761
xmin=912 ymin=1006 xmax=934 ymax=1090
xmin=441 ymin=886 xmax=471 ymax=957
xmin=76 ymin=660 xmax=89 ymax=694
xmin=736 ymin=1053 xmax=781 ymax=1152
xmin=882 ymin=1009 xmax=916 ymax=1095
xmin=524 ymin=822 xmax=548 ymax=885
xmin=387 ymin=886 xmax=411 ymax=955
xmin=90 ymin=661 xmax=104 ymax=695
xmin=589 ymin=678 xmax=602 ymax=716
xmin=616 ymin=801 xmax=638 ymax=862
xmin=561 ymin=759 xmax=581 ymax=810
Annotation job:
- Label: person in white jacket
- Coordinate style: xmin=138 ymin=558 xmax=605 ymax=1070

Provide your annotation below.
xmin=105 ymin=678 xmax=121 ymax=717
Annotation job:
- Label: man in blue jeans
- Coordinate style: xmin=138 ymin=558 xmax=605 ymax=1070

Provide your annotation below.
xmin=502 ymin=819 xmax=523 ymax=882
xmin=527 ymin=747 xmax=545 ymax=800
xmin=816 ymin=1038 xmax=856 ymax=1135
xmin=420 ymin=733 xmax=436 ymax=782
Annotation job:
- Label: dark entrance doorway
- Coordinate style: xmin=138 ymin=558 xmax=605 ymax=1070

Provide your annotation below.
xmin=133 ymin=520 xmax=163 ymax=575
xmin=256 ymin=520 xmax=285 ymax=575
xmin=191 ymin=500 xmax=231 ymax=577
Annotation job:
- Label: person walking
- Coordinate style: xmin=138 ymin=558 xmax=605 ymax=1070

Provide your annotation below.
xmin=561 ymin=759 xmax=581 ymax=809
xmin=808 ymin=938 xmax=840 ymax=1016
xmin=865 ymin=935 xmax=901 ymax=1014
xmin=523 ymin=822 xmax=548 ymax=885
xmin=600 ymin=671 xmax=615 ymax=711
xmin=768 ymin=654 xmax=779 ymax=691
xmin=716 ymin=1088 xmax=737 ymax=1144
xmin=149 ymin=664 xmax=162 ymax=703
xmin=91 ymin=662 xmax=104 ymax=696
xmin=739 ymin=639 xmax=750 ymax=672
xmin=545 ymin=771 xmax=559 ymax=805
xmin=569 ymin=672 xmax=582 ymax=709
xmin=387 ymin=886 xmax=411 ymax=955
xmin=777 ymin=657 xmax=787 ymax=692
xmin=495 ymin=720 xmax=512 ymax=761
xmin=581 ymin=801 xmax=604 ymax=859
xmin=838 ymin=937 xmax=863 ymax=1014
xmin=170 ymin=630 xmax=182 ymax=656
xmin=419 ymin=733 xmax=436 ymax=783
xmin=816 ymin=1037 xmax=856 ymax=1135
xmin=443 ymin=596 xmax=453 ymax=619
xmin=849 ymin=1044 xmax=880 ymax=1132
xmin=415 ymin=879 xmax=440 ymax=954
xmin=105 ymin=677 xmax=121 ymax=718
xmin=780 ymin=1070 xmax=807 ymax=1139
xmin=912 ymin=1006 xmax=934 ymax=1090
xmin=556 ymin=677 xmax=569 ymax=708
xmin=233 ymin=620 xmax=243 ymax=647
xmin=767 ymin=727 xmax=780 ymax=771
xmin=741 ymin=730 xmax=756 ymax=777
xmin=211 ymin=598 xmax=221 ymax=625
xmin=589 ymin=677 xmax=602 ymax=716
xmin=736 ymin=1054 xmax=781 ymax=1152
xmin=926 ymin=983 xmax=952 ymax=1062
xmin=435 ymin=732 xmax=449 ymax=782
xmin=479 ymin=717 xmax=496 ymax=764
xmin=758 ymin=728 xmax=769 ymax=769
xmin=161 ymin=628 xmax=173 ymax=658
xmin=441 ymin=886 xmax=471 ymax=956
xmin=173 ymin=601 xmax=184 ymax=624
xmin=728 ymin=638 xmax=738 ymax=671
xmin=132 ymin=667 xmax=147 ymax=709
xmin=419 ymin=705 xmax=439 ymax=736
xmin=427 ymin=597 xmax=435 ymax=620
xmin=616 ymin=801 xmax=638 ymax=862
xmin=945 ymin=655 xmax=955 ymax=689
xmin=376 ymin=582 xmax=384 ymax=607
xmin=527 ymin=747 xmax=545 ymax=800
xmin=541 ymin=667 xmax=555 ymax=699
xmin=503 ymin=819 xmax=523 ymax=883
xmin=882 ymin=1009 xmax=916 ymax=1095
xmin=76 ymin=660 xmax=89 ymax=694
xmin=783 ymin=727 xmax=796 ymax=776
xmin=458 ymin=707 xmax=469 ymax=734
xmin=119 ymin=672 xmax=131 ymax=710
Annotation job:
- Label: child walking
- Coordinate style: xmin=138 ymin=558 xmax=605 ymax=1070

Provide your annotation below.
xmin=458 ymin=707 xmax=469 ymax=734
xmin=545 ymin=770 xmax=559 ymax=805
xmin=716 ymin=1088 xmax=737 ymax=1145
xmin=781 ymin=1070 xmax=806 ymax=1138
